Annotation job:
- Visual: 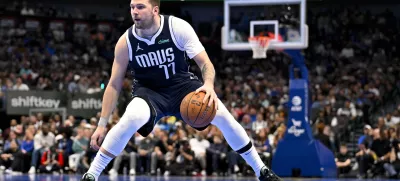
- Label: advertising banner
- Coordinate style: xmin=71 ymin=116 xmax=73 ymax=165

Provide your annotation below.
xmin=67 ymin=93 xmax=103 ymax=118
xmin=272 ymin=79 xmax=337 ymax=178
xmin=6 ymin=91 xmax=67 ymax=115
xmin=285 ymin=79 xmax=312 ymax=140
xmin=6 ymin=91 xmax=103 ymax=118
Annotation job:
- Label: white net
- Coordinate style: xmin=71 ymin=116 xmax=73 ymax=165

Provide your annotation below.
xmin=249 ymin=36 xmax=271 ymax=59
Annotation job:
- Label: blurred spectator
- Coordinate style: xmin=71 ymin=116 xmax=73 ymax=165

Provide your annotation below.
xmin=55 ymin=127 xmax=73 ymax=171
xmin=4 ymin=131 xmax=22 ymax=151
xmin=72 ymin=127 xmax=88 ymax=154
xmin=0 ymin=140 xmax=20 ymax=173
xmin=252 ymin=113 xmax=268 ymax=134
xmin=109 ymin=136 xmax=137 ymax=176
xmin=336 ymin=100 xmax=357 ymax=139
xmin=377 ymin=117 xmax=388 ymax=130
xmin=151 ymin=129 xmax=173 ymax=175
xmin=206 ymin=135 xmax=228 ymax=176
xmin=358 ymin=125 xmax=373 ymax=148
xmin=11 ymin=129 xmax=35 ymax=172
xmin=165 ymin=140 xmax=195 ymax=176
xmin=189 ymin=132 xmax=210 ymax=176
xmin=3 ymin=119 xmax=18 ymax=140
xmin=240 ymin=114 xmax=252 ymax=131
xmin=68 ymin=75 xmax=80 ymax=93
xmin=335 ymin=144 xmax=352 ymax=177
xmin=383 ymin=141 xmax=400 ymax=179
xmin=272 ymin=125 xmax=286 ymax=152
xmin=78 ymin=141 xmax=97 ymax=174
xmin=29 ymin=124 xmax=55 ymax=174
xmin=355 ymin=140 xmax=376 ymax=178
xmin=387 ymin=111 xmax=400 ymax=127
xmin=29 ymin=115 xmax=40 ymax=130
xmin=12 ymin=77 xmax=29 ymax=91
xmin=69 ymin=126 xmax=89 ymax=172
xmin=227 ymin=149 xmax=244 ymax=176
xmin=38 ymin=147 xmax=63 ymax=174
xmin=20 ymin=3 xmax=34 ymax=16
xmin=339 ymin=44 xmax=354 ymax=59
xmin=136 ymin=136 xmax=154 ymax=174
xmin=370 ymin=128 xmax=391 ymax=176
xmin=254 ymin=129 xmax=272 ymax=164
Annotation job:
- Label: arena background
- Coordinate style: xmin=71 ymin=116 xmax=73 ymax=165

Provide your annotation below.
xmin=0 ymin=0 xmax=400 ymax=180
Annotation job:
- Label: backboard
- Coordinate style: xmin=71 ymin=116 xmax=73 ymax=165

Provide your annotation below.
xmin=222 ymin=0 xmax=308 ymax=51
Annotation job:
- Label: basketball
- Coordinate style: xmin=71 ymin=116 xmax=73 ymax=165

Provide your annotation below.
xmin=180 ymin=91 xmax=217 ymax=128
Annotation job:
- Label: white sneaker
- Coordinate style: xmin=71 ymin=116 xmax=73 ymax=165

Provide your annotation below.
xmin=28 ymin=167 xmax=36 ymax=174
xmin=164 ymin=171 xmax=170 ymax=176
xmin=109 ymin=169 xmax=118 ymax=177
xmin=129 ymin=168 xmax=136 ymax=175
xmin=234 ymin=165 xmax=240 ymax=173
xmin=5 ymin=169 xmax=12 ymax=174
xmin=201 ymin=170 xmax=206 ymax=176
xmin=11 ymin=171 xmax=22 ymax=175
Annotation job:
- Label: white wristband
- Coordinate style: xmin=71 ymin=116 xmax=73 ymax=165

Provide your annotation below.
xmin=98 ymin=117 xmax=108 ymax=127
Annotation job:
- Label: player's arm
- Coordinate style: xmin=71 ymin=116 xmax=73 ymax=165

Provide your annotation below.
xmin=171 ymin=17 xmax=215 ymax=85
xmin=171 ymin=16 xmax=218 ymax=109
xmin=90 ymin=32 xmax=129 ymax=150
xmin=193 ymin=51 xmax=215 ymax=88
xmin=99 ymin=32 xmax=130 ymax=124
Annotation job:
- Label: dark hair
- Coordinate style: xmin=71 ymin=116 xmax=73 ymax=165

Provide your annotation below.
xmin=361 ymin=139 xmax=370 ymax=148
xmin=148 ymin=0 xmax=160 ymax=8
xmin=180 ymin=140 xmax=189 ymax=146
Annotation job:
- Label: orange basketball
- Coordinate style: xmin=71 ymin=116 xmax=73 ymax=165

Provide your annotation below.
xmin=180 ymin=91 xmax=217 ymax=128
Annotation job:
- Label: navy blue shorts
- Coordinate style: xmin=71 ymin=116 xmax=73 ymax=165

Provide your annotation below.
xmin=132 ymin=79 xmax=208 ymax=137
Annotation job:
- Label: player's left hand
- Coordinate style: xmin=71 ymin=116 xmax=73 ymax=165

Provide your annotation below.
xmin=195 ymin=83 xmax=218 ymax=110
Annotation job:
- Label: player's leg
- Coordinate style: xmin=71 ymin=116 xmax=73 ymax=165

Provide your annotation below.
xmin=171 ymin=79 xmax=280 ymax=180
xmin=81 ymin=97 xmax=152 ymax=181
xmin=210 ymin=100 xmax=282 ymax=181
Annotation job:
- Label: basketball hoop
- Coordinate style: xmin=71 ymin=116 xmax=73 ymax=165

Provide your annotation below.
xmin=248 ymin=36 xmax=271 ymax=59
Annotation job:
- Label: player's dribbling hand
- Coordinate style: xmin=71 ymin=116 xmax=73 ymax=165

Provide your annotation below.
xmin=195 ymin=83 xmax=218 ymax=110
xmin=90 ymin=126 xmax=107 ymax=151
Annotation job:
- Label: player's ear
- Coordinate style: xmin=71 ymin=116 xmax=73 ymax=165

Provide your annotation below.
xmin=153 ymin=6 xmax=159 ymax=14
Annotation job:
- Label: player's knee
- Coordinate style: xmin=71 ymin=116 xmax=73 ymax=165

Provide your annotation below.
xmin=124 ymin=97 xmax=151 ymax=124
xmin=211 ymin=100 xmax=235 ymax=127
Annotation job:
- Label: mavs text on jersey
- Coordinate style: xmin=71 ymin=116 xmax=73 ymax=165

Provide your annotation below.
xmin=125 ymin=15 xmax=204 ymax=88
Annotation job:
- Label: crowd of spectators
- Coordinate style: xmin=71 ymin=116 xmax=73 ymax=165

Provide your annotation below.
xmin=0 ymin=1 xmax=400 ymax=179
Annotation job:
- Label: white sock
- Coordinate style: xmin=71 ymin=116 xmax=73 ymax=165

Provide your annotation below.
xmin=211 ymin=100 xmax=251 ymax=150
xmin=211 ymin=100 xmax=265 ymax=177
xmin=101 ymin=97 xmax=150 ymax=156
xmin=88 ymin=151 xmax=113 ymax=178
xmin=87 ymin=98 xmax=150 ymax=177
xmin=240 ymin=146 xmax=265 ymax=177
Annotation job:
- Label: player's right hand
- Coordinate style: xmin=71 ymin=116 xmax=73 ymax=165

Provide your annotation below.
xmin=90 ymin=126 xmax=107 ymax=151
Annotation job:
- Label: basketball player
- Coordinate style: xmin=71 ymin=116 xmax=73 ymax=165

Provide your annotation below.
xmin=81 ymin=0 xmax=281 ymax=180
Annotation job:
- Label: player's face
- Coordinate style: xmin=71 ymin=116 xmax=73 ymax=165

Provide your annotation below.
xmin=130 ymin=0 xmax=158 ymax=29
